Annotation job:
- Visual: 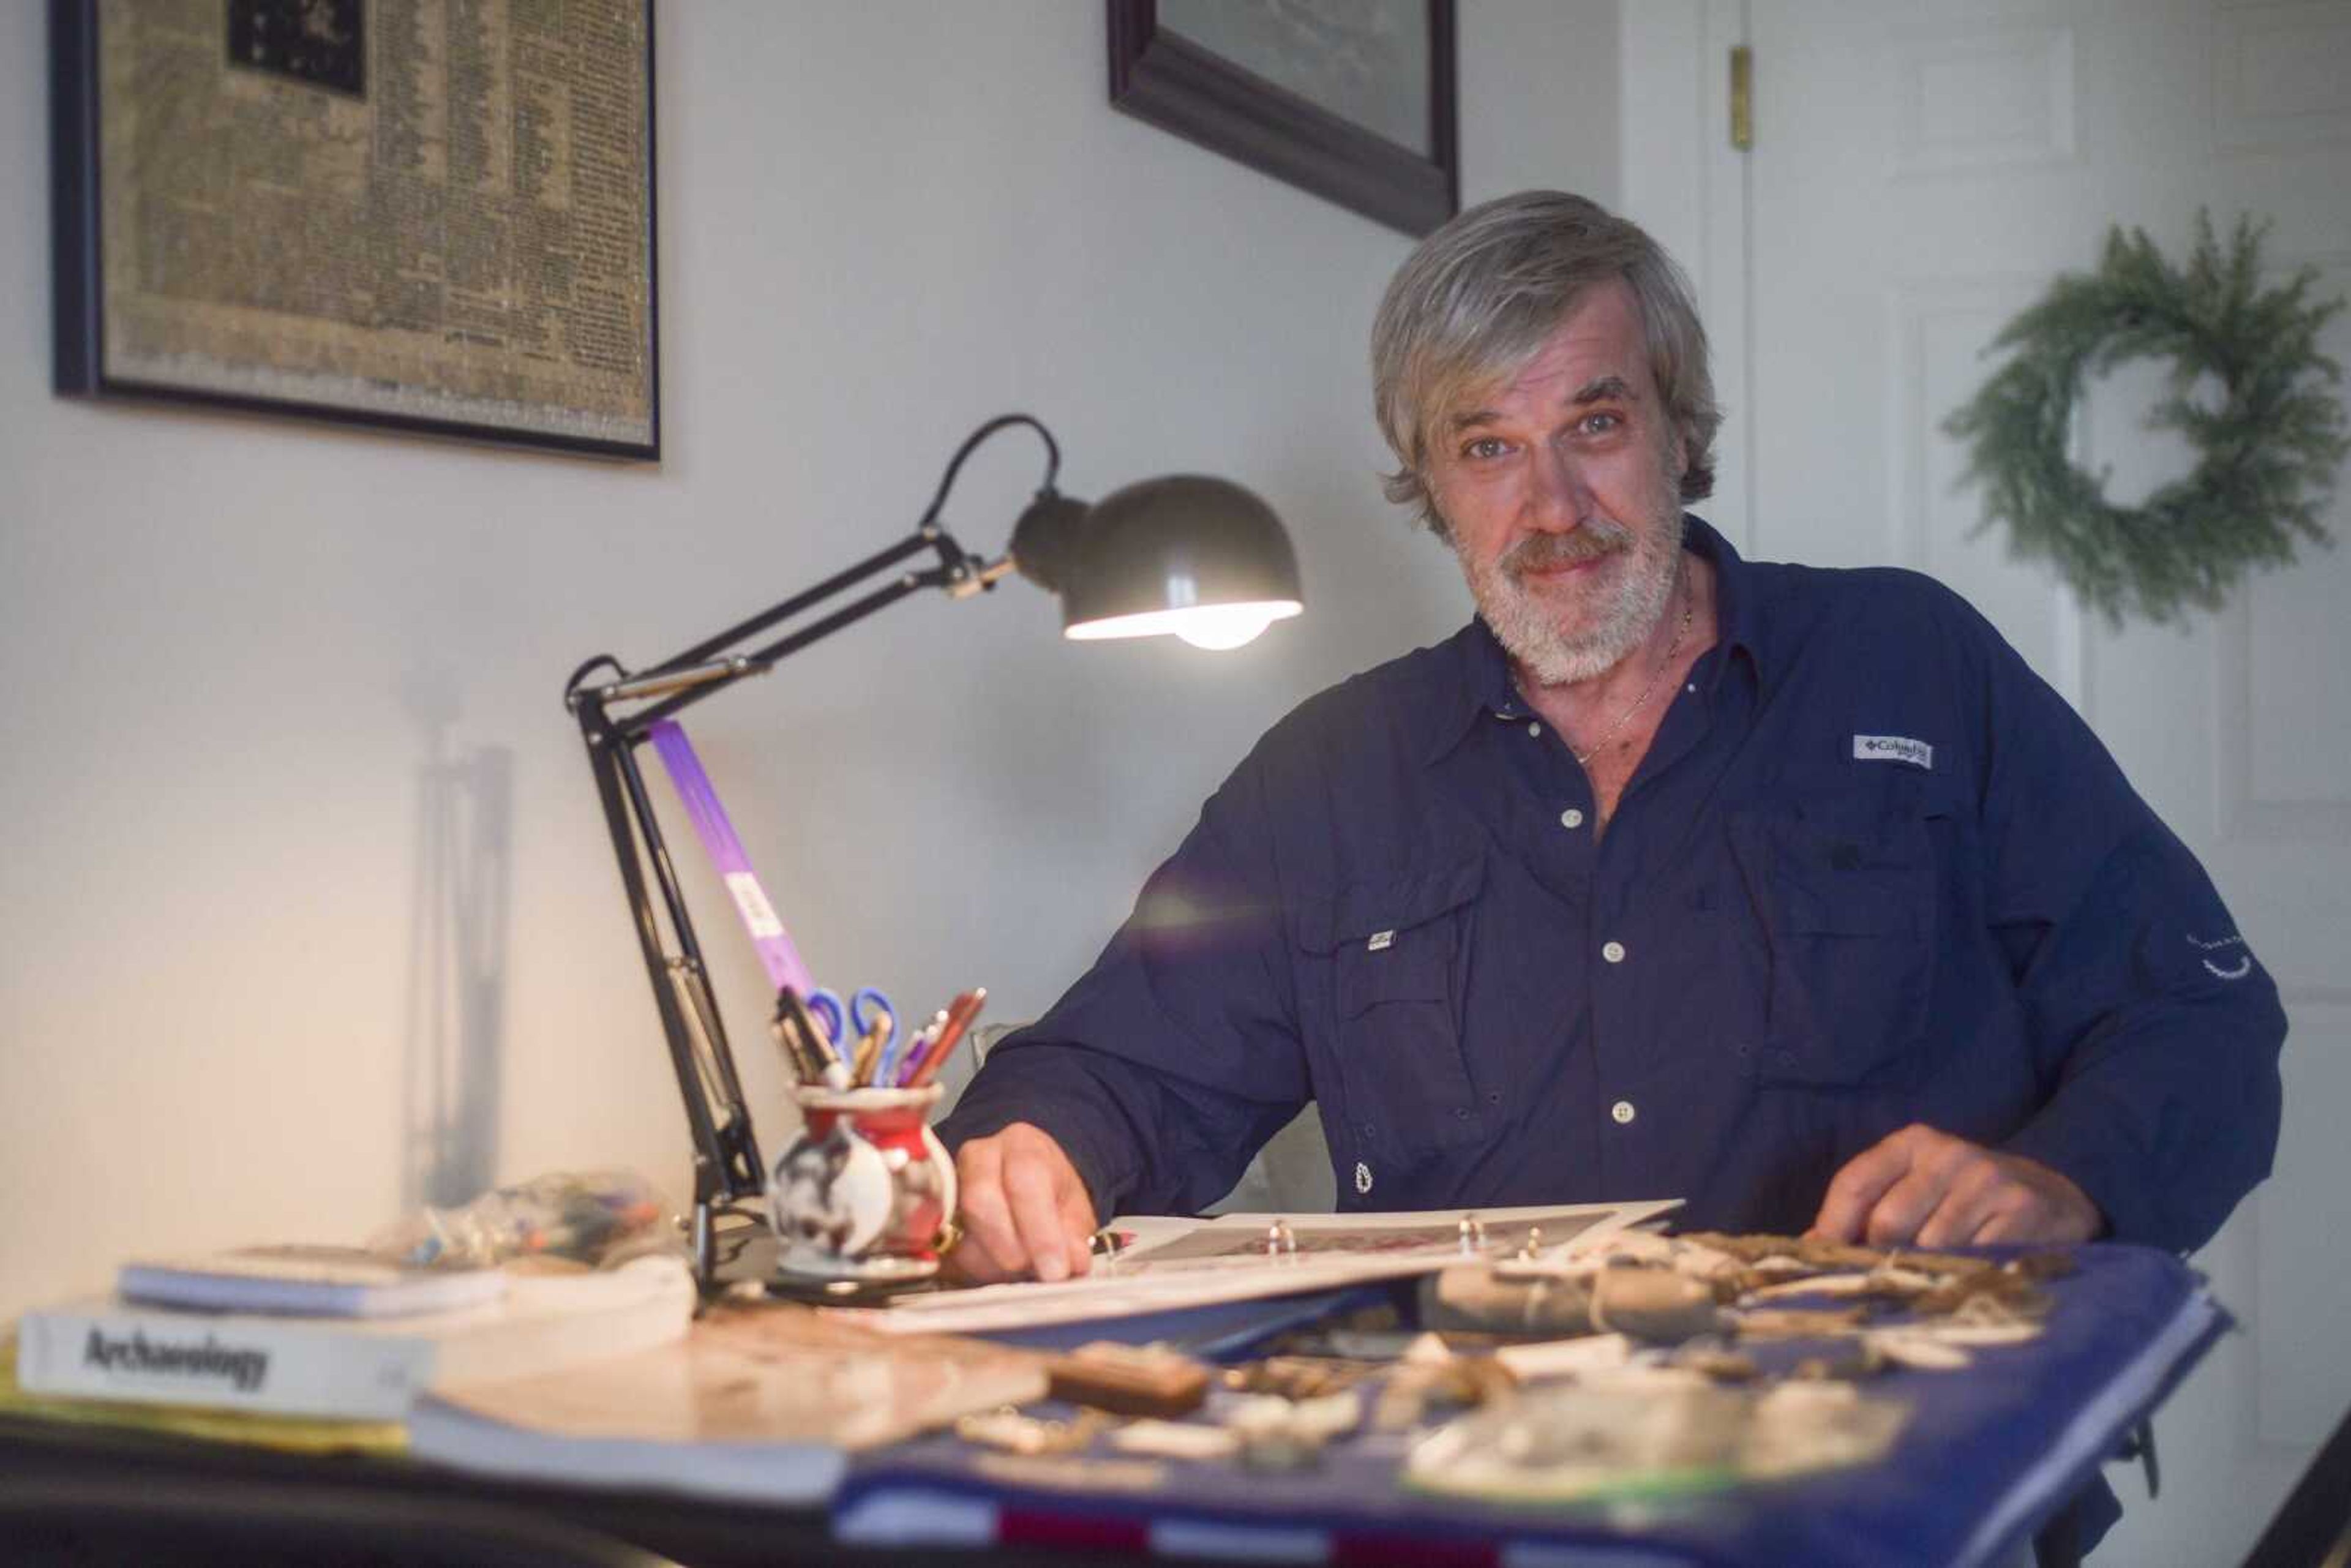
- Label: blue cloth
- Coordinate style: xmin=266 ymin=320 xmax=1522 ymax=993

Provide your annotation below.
xmin=834 ymin=1243 xmax=2219 ymax=1566
xmin=940 ymin=519 xmax=2284 ymax=1252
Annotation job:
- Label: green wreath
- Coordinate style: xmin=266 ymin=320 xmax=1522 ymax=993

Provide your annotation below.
xmin=1945 ymin=213 xmax=2348 ymax=626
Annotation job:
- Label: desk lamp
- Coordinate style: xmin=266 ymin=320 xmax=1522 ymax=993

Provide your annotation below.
xmin=563 ymin=415 xmax=1303 ymax=1280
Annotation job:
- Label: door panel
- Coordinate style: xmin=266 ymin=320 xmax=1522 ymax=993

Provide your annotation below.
xmin=1627 ymin=3 xmax=2351 ymax=1561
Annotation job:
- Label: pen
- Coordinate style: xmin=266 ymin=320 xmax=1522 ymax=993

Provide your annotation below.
xmin=901 ymin=988 xmax=986 ymax=1091
xmin=889 ymin=1014 xmax=945 ymax=1088
xmin=890 ymin=998 xmax=958 ymax=1089
xmin=776 ymin=987 xmax=851 ymax=1090
xmin=769 ymin=996 xmax=821 ymax=1084
xmin=879 ymin=1008 xmax=940 ymax=1089
xmin=858 ymin=1010 xmax=894 ymax=1073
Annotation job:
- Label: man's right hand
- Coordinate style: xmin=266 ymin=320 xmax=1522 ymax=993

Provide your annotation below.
xmin=947 ymin=1122 xmax=1098 ymax=1283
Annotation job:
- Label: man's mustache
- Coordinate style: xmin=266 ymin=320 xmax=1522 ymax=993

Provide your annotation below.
xmin=1501 ymin=520 xmax=1632 ymax=580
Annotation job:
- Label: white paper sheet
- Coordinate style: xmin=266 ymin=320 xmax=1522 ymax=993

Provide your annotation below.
xmin=828 ymin=1199 xmax=1681 ymax=1337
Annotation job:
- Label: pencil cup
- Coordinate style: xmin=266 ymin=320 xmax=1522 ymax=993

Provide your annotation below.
xmin=767 ymin=1084 xmax=958 ymax=1283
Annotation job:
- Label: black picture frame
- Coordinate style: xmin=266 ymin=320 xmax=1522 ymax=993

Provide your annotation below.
xmin=1107 ymin=0 xmax=1458 ymax=238
xmin=50 ymin=0 xmax=660 ymax=461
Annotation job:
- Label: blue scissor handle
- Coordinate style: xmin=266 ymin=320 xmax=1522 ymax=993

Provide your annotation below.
xmin=847 ymin=986 xmax=896 ymax=1050
xmin=806 ymin=986 xmax=894 ymax=1054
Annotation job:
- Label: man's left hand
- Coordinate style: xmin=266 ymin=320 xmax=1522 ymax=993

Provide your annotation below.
xmin=1810 ymin=1123 xmax=2104 ymax=1247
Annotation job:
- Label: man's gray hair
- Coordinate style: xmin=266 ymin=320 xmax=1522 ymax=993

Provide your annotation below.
xmin=1371 ymin=190 xmax=1722 ymax=537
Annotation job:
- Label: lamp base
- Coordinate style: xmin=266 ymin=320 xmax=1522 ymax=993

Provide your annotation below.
xmin=757 ymin=1267 xmax=945 ymax=1306
xmin=696 ymin=1225 xmax=947 ymax=1302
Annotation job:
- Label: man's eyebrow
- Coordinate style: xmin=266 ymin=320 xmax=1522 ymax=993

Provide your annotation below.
xmin=1447 ymin=373 xmax=1638 ymax=432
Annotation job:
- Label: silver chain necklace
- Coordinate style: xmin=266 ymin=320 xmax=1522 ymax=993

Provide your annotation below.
xmin=1569 ymin=577 xmax=1692 ymax=768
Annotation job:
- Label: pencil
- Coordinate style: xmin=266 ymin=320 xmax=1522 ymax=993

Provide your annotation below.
xmin=901 ymin=988 xmax=986 ymax=1090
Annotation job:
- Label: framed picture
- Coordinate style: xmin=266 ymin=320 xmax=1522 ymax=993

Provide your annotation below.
xmin=1107 ymin=0 xmax=1457 ymax=238
xmin=50 ymin=0 xmax=659 ymax=460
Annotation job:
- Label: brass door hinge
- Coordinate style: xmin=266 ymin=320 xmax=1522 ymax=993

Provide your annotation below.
xmin=1730 ymin=45 xmax=1754 ymax=150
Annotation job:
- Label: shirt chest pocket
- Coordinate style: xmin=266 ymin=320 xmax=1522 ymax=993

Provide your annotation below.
xmin=1296 ymin=857 xmax=1488 ymax=1159
xmin=1727 ymin=798 xmax=1937 ymax=1089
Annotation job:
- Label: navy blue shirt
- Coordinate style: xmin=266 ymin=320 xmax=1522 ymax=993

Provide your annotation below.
xmin=942 ymin=520 xmax=2284 ymax=1252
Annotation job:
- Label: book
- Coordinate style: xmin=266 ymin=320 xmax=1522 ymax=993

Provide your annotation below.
xmin=12 ymin=1256 xmax=696 ymax=1421
xmin=117 ymin=1244 xmax=506 ymax=1318
xmin=406 ymin=1302 xmax=1049 ymax=1505
xmin=0 ymin=1330 xmax=407 ymax=1456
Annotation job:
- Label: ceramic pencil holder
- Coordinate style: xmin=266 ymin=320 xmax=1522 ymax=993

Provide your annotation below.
xmin=767 ymin=1084 xmax=958 ymax=1283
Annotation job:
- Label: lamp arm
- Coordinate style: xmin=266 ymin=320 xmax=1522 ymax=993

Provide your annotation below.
xmin=614 ymin=412 xmax=1061 ymax=688
xmin=639 ymin=531 xmax=943 ymax=682
xmin=618 ymin=547 xmax=962 ymax=733
xmin=563 ymin=412 xmax=1064 ymax=1283
xmin=574 ymin=697 xmax=766 ymax=1243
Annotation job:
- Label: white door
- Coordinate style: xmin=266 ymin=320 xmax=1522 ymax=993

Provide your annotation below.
xmin=1625 ymin=3 xmax=2351 ymax=1563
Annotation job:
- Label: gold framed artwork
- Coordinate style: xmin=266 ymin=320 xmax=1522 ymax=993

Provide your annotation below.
xmin=51 ymin=0 xmax=659 ymax=459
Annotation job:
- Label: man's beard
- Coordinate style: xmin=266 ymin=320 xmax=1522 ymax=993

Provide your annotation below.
xmin=1460 ymin=501 xmax=1686 ymax=687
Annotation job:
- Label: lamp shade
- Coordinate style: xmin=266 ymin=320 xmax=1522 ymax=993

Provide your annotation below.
xmin=1054 ymin=475 xmax=1304 ymax=650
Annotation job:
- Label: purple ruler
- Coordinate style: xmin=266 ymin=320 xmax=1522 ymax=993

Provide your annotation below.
xmin=646 ymin=720 xmax=816 ymax=999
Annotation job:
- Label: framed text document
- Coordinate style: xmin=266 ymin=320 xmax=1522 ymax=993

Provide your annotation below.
xmin=50 ymin=0 xmax=660 ymax=459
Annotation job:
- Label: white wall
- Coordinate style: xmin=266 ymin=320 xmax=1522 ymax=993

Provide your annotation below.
xmin=0 ymin=1 xmax=1619 ymax=1316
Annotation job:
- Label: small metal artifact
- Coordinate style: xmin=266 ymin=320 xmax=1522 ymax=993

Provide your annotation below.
xmin=1221 ymin=1355 xmax=1374 ymax=1400
xmin=1224 ymin=1391 xmax=1359 ymax=1469
xmin=954 ymin=1406 xmax=1103 ymax=1457
xmin=1671 ymin=1346 xmax=1761 ymax=1383
xmin=1046 ymin=1340 xmax=1210 ymax=1417
xmin=1679 ymin=1232 xmax=1987 ymax=1277
xmin=1866 ymin=1330 xmax=1974 ymax=1370
xmin=1731 ymin=1305 xmax=1871 ymax=1340
xmin=1110 ymin=1419 xmax=1239 ymax=1462
xmin=1370 ymin=1344 xmax=1512 ymax=1433
xmin=1914 ymin=1266 xmax=2051 ymax=1318
xmin=1788 ymin=1338 xmax=1886 ymax=1382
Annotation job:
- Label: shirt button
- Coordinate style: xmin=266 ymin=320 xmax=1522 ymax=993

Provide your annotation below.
xmin=1527 ymin=721 xmax=1542 ymax=738
xmin=1611 ymin=1100 xmax=1637 ymax=1125
xmin=1602 ymin=939 xmax=1626 ymax=964
xmin=1560 ymin=808 xmax=1585 ymax=830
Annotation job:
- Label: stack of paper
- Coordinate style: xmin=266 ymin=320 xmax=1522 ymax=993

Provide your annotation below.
xmin=116 ymin=1244 xmax=506 ymax=1318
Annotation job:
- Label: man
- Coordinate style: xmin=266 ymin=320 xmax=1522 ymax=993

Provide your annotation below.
xmin=937 ymin=190 xmax=2285 ymax=1289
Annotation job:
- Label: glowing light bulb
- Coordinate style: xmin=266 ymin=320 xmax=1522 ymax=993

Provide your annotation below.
xmin=1064 ymin=599 xmax=1302 ymax=647
xmin=1175 ymin=606 xmax=1280 ymax=651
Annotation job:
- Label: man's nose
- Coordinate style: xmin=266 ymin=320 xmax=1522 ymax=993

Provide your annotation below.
xmin=1528 ymin=440 xmax=1593 ymax=530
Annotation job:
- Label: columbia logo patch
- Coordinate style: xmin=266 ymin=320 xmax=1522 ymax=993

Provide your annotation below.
xmin=1854 ymin=734 xmax=1933 ymax=770
xmin=2189 ymin=932 xmax=2254 ymax=981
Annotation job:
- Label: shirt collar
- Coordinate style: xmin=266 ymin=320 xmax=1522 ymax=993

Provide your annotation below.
xmin=1427 ymin=513 xmax=1763 ymax=765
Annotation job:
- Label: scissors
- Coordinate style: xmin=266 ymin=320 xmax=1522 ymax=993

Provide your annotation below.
xmin=805 ymin=986 xmax=895 ymax=1079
